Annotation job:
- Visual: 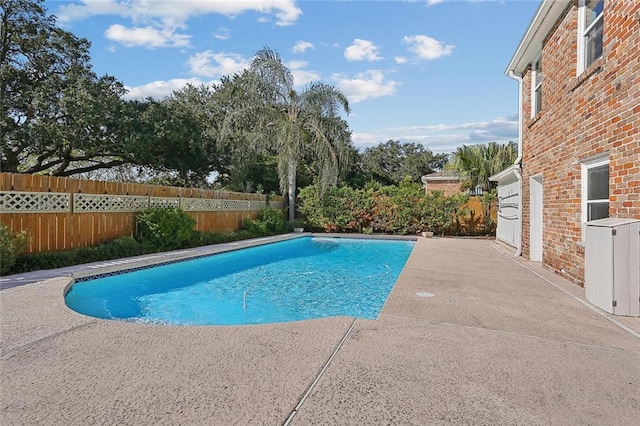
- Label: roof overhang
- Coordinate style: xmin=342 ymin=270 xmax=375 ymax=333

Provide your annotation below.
xmin=422 ymin=176 xmax=459 ymax=182
xmin=421 ymin=172 xmax=460 ymax=184
xmin=505 ymin=0 xmax=571 ymax=76
xmin=489 ymin=164 xmax=520 ymax=184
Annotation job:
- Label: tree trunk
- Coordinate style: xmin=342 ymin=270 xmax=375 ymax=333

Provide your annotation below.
xmin=287 ymin=158 xmax=296 ymax=223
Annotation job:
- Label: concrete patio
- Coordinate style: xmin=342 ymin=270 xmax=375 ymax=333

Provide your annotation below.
xmin=1 ymin=237 xmax=639 ymax=425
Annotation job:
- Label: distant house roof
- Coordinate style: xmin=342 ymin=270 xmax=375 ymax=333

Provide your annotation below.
xmin=506 ymin=0 xmax=570 ymax=76
xmin=421 ymin=170 xmax=460 ymax=183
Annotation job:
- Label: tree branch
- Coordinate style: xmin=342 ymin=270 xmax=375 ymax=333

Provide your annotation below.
xmin=54 ymin=159 xmax=128 ymax=177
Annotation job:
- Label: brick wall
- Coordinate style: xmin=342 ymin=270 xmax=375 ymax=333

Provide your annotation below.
xmin=425 ymin=180 xmax=461 ymax=196
xmin=519 ymin=1 xmax=640 ymax=284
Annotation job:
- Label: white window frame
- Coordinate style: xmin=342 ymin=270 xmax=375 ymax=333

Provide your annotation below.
xmin=577 ymin=0 xmax=604 ymax=75
xmin=581 ymin=154 xmax=609 ymax=239
xmin=531 ymin=55 xmax=542 ymax=118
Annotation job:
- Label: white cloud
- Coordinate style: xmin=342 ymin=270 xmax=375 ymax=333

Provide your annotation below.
xmin=57 ymin=0 xmax=127 ymax=21
xmin=56 ymin=0 xmax=300 ymax=49
xmin=123 ymin=78 xmax=217 ymax=100
xmin=344 ymin=39 xmax=382 ymax=62
xmin=351 ymin=114 xmax=519 ymax=154
xmin=333 ymin=70 xmax=399 ymax=103
xmin=287 ymin=60 xmax=308 ymax=69
xmin=187 ymin=51 xmax=250 ymax=78
xmin=105 ymin=24 xmax=190 ymax=48
xmin=287 ymin=60 xmax=320 ymax=87
xmin=57 ymin=0 xmax=302 ymax=26
xmin=214 ymin=27 xmax=231 ymax=40
xmin=403 ymin=35 xmax=454 ymax=60
xmin=292 ymin=41 xmax=314 ymax=54
xmin=426 ymin=0 xmax=444 ymax=6
xmin=394 ymin=56 xmax=408 ymax=64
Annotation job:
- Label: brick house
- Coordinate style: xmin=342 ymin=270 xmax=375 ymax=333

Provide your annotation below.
xmin=421 ymin=170 xmax=461 ymax=196
xmin=494 ymin=0 xmax=640 ymax=285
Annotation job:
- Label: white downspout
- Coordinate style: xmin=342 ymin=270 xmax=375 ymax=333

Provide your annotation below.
xmin=509 ymin=70 xmax=523 ymax=165
xmin=508 ymin=70 xmax=523 ymax=257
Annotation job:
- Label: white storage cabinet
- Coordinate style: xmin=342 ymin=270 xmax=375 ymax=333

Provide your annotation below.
xmin=585 ymin=218 xmax=640 ymax=317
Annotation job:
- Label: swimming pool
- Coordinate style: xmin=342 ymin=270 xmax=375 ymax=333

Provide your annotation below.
xmin=65 ymin=236 xmax=415 ymax=325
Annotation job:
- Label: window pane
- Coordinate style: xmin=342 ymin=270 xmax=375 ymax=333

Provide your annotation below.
xmin=586 ymin=19 xmax=603 ymax=66
xmin=587 ymin=164 xmax=609 ymax=200
xmin=586 ymin=0 xmax=604 ymax=27
xmin=535 ymin=87 xmax=542 ymax=114
xmin=534 ymin=59 xmax=542 ymax=86
xmin=588 ymin=201 xmax=609 ymax=221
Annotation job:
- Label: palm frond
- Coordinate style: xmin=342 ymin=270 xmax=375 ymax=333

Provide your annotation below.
xmin=250 ymin=46 xmax=294 ymax=104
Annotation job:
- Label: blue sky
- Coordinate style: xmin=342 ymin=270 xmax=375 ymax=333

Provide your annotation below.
xmin=48 ymin=0 xmax=540 ymax=154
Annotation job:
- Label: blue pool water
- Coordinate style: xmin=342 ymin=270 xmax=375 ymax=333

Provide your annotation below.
xmin=65 ymin=236 xmax=415 ymax=325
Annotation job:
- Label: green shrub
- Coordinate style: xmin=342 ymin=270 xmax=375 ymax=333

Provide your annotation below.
xmin=371 ymin=179 xmax=425 ymax=235
xmin=243 ymin=208 xmax=285 ymax=234
xmin=135 ymin=208 xmax=196 ymax=250
xmin=9 ymin=236 xmax=156 ymax=274
xmin=188 ymin=230 xmax=229 ymax=247
xmin=0 ymin=224 xmax=29 ymax=275
xmin=298 ymin=181 xmax=470 ymax=236
xmin=97 ymin=237 xmax=154 ymax=258
xmin=420 ymin=190 xmax=469 ymax=235
xmin=233 ymin=229 xmax=260 ymax=240
xmin=257 ymin=208 xmax=285 ymax=232
xmin=243 ymin=217 xmax=267 ymax=235
xmin=298 ymin=185 xmax=372 ymax=232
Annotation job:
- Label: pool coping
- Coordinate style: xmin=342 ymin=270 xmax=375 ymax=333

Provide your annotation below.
xmin=0 ymin=232 xmax=419 ymax=291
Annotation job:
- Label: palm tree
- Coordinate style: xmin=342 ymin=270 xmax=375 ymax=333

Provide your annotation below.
xmin=247 ymin=47 xmax=352 ymax=222
xmin=450 ymin=141 xmax=517 ymax=191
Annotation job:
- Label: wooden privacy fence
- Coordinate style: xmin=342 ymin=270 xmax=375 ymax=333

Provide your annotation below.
xmin=0 ymin=173 xmax=285 ymax=254
xmin=453 ymin=197 xmax=497 ymax=235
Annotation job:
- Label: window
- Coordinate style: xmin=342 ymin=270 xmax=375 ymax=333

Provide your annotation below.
xmin=578 ymin=0 xmax=604 ymax=74
xmin=469 ymin=185 xmax=483 ymax=196
xmin=581 ymin=156 xmax=609 ymax=237
xmin=531 ymin=56 xmax=542 ymax=117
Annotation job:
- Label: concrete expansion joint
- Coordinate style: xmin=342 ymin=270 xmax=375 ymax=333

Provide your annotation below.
xmin=1 ymin=320 xmax=98 ymax=360
xmin=282 ymin=317 xmax=359 ymax=425
xmin=490 ymin=245 xmax=640 ymax=341
xmin=379 ymin=314 xmax=640 ymax=355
